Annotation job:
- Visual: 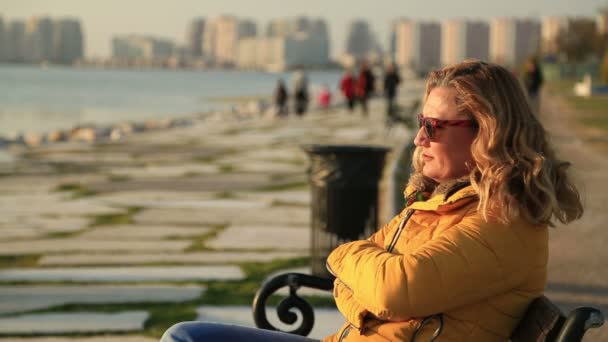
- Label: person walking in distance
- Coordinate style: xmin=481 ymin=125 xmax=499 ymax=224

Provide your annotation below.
xmin=274 ymin=79 xmax=288 ymax=117
xmin=523 ymin=56 xmax=544 ymax=116
xmin=356 ymin=61 xmax=375 ymax=116
xmin=383 ymin=62 xmax=401 ymax=120
xmin=292 ymin=69 xmax=309 ymax=116
xmin=339 ymin=69 xmax=356 ymax=112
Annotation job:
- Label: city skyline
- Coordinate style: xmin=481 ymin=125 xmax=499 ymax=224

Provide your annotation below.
xmin=1 ymin=0 xmax=606 ymax=58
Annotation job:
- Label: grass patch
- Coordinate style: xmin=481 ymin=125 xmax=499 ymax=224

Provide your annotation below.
xmin=547 ymin=80 xmax=608 ymax=132
xmin=185 ymin=224 xmax=229 ymax=251
xmin=54 ymin=182 xmax=97 ymax=199
xmin=181 ymin=171 xmax=202 ymax=178
xmin=89 ymin=206 xmax=143 ymax=227
xmin=145 ymin=304 xmax=198 ymax=337
xmin=270 ymin=200 xmax=308 ymax=207
xmin=255 ymin=181 xmax=308 ymax=192
xmin=45 ymin=231 xmax=81 ymax=239
xmin=107 ymin=174 xmax=131 ymax=182
xmin=218 ymin=164 xmax=235 ymax=173
xmin=192 ymin=155 xmax=218 ymax=164
xmin=0 ymin=255 xmax=40 ymax=268
xmin=215 ymin=191 xmax=236 ymax=199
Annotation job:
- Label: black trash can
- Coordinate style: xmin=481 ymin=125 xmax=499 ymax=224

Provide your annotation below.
xmin=302 ymin=144 xmax=390 ymax=278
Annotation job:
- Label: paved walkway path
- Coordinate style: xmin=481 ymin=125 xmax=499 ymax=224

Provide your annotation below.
xmin=541 ymin=90 xmax=608 ymax=341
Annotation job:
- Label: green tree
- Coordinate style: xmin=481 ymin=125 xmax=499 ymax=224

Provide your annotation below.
xmin=556 ymin=18 xmax=603 ymax=63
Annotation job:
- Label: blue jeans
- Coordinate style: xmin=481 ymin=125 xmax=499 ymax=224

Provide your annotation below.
xmin=161 ymin=322 xmax=321 ymax=342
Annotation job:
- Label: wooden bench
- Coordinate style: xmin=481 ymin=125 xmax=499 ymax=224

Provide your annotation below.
xmin=252 ymin=272 xmax=604 ymax=341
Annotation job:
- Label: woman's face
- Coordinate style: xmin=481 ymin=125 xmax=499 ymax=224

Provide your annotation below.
xmin=414 ymin=87 xmax=477 ymax=183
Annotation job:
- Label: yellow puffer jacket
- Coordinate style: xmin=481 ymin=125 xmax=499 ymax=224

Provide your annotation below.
xmin=323 ymin=183 xmax=548 ymax=341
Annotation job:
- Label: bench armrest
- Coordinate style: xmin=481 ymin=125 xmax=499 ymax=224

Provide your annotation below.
xmin=252 ymin=272 xmax=334 ymax=336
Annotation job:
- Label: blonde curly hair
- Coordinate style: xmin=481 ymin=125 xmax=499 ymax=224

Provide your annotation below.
xmin=414 ymin=60 xmax=583 ymax=226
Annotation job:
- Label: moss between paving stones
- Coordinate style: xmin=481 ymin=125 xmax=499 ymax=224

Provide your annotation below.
xmin=55 ymin=182 xmax=98 ymax=199
xmin=107 ymin=174 xmax=132 ymax=182
xmin=270 ymin=200 xmax=308 ymax=208
xmin=89 ymin=206 xmax=143 ymax=227
xmin=185 ymin=224 xmax=228 ymax=251
xmin=218 ymin=164 xmax=235 ymax=173
xmin=0 ymin=255 xmax=40 ymax=268
xmin=255 ymin=181 xmax=308 ymax=192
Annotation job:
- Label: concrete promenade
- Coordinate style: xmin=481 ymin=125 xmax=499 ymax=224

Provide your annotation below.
xmin=0 ymin=82 xmax=420 ymax=341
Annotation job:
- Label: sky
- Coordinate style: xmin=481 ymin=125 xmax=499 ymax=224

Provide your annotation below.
xmin=1 ymin=0 xmax=606 ymax=58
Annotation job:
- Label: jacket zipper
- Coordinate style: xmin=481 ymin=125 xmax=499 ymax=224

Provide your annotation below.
xmin=337 ymin=324 xmax=355 ymax=342
xmin=336 ymin=209 xmax=415 ymax=342
xmin=387 ymin=209 xmax=414 ymax=252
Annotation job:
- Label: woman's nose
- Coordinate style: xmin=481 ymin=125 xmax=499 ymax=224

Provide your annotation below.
xmin=413 ymin=126 xmax=430 ymax=147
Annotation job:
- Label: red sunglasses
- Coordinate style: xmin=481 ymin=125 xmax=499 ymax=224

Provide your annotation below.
xmin=417 ymin=113 xmax=476 ymax=139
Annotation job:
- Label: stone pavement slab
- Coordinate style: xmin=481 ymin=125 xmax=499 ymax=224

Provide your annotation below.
xmin=0 ymin=239 xmax=191 ymax=256
xmin=0 ymin=194 xmax=122 ymax=216
xmin=0 ymin=312 xmax=148 ymax=334
xmin=0 ymin=265 xmax=244 ymax=282
xmin=86 ymin=173 xmax=280 ymax=193
xmin=135 ymin=206 xmax=309 ymax=227
xmin=78 ymin=225 xmax=213 ymax=240
xmin=239 ymin=147 xmax=306 ymax=162
xmin=109 ymin=163 xmax=219 ymax=178
xmin=240 ymin=190 xmax=310 ymax=206
xmin=195 ymin=305 xmax=343 ymax=340
xmin=91 ymin=190 xmax=218 ymax=208
xmin=39 ymin=251 xmax=307 ymax=266
xmin=0 ymin=174 xmax=107 ymax=195
xmin=0 ymin=217 xmax=89 ymax=240
xmin=206 ymin=226 xmax=309 ymax=250
xmin=224 ymin=160 xmax=304 ymax=173
xmin=0 ymin=285 xmax=204 ymax=314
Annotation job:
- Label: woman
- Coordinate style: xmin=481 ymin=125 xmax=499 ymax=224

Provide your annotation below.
xmin=160 ymin=60 xmax=583 ymax=341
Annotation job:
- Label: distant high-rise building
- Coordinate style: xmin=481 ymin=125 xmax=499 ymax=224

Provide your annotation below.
xmin=265 ymin=19 xmax=291 ymax=37
xmin=395 ymin=19 xmax=441 ymax=71
xmin=112 ymin=35 xmax=175 ymax=60
xmin=541 ymin=16 xmax=568 ymax=56
xmin=203 ymin=15 xmax=256 ymax=66
xmin=24 ymin=16 xmax=54 ymax=63
xmin=238 ymin=19 xmax=257 ymax=38
xmin=238 ymin=16 xmax=329 ymax=70
xmin=490 ymin=18 xmax=540 ymax=67
xmin=310 ymin=19 xmax=330 ymax=62
xmin=52 ymin=18 xmax=83 ymax=64
xmin=441 ymin=19 xmax=489 ymax=66
xmin=186 ymin=18 xmax=205 ymax=57
xmin=345 ymin=20 xmax=377 ymax=59
xmin=6 ymin=20 xmax=26 ymax=62
xmin=292 ymin=17 xmax=310 ymax=33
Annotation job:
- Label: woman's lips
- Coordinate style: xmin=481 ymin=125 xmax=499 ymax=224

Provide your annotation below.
xmin=422 ymin=154 xmax=433 ymax=161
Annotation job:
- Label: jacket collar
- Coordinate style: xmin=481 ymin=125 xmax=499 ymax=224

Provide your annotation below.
xmin=404 ymin=173 xmax=478 ymax=212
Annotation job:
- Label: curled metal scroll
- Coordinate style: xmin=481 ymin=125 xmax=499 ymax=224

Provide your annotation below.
xmin=252 ymin=272 xmax=334 ymax=336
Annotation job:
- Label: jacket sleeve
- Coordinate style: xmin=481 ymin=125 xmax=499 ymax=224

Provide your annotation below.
xmin=326 ymin=213 xmax=539 ymax=321
xmin=332 ymin=278 xmax=369 ymax=329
